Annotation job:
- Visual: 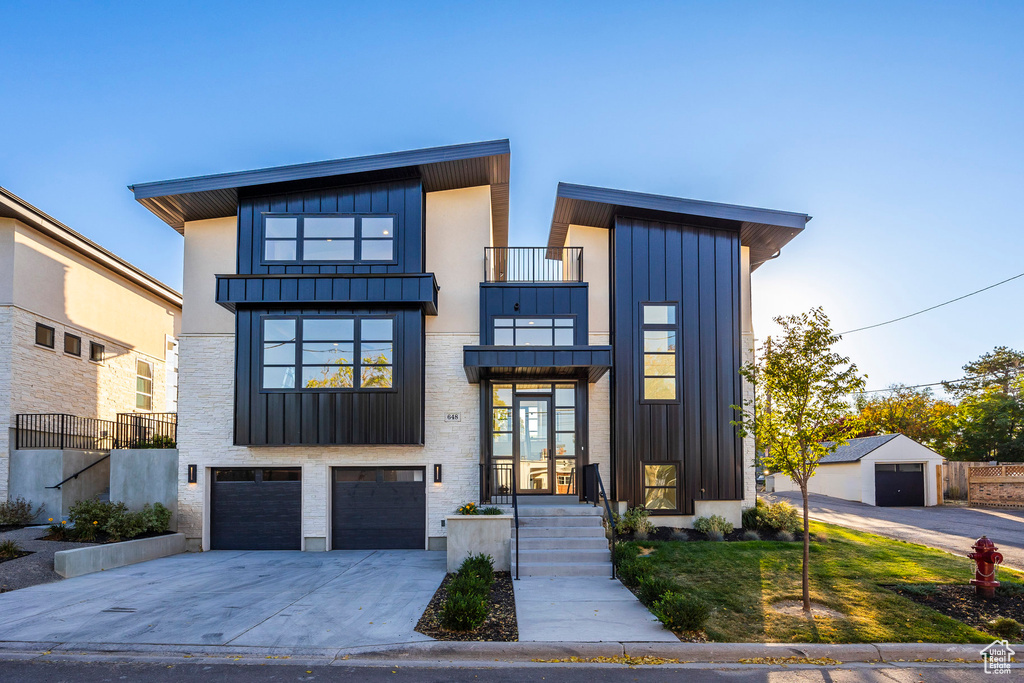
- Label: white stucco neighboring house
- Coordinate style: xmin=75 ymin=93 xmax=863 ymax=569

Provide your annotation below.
xmin=768 ymin=433 xmax=945 ymax=507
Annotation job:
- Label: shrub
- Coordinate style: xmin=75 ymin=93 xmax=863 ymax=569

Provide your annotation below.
xmin=141 ymin=503 xmax=172 ymax=533
xmin=481 ymin=507 xmax=504 ymax=515
xmin=0 ymin=496 xmax=43 ymax=526
xmin=617 ymin=507 xmax=655 ymax=536
xmin=439 ymin=590 xmax=489 ymax=631
xmin=742 ymin=530 xmax=761 ymax=541
xmin=637 ymin=575 xmax=678 ymax=606
xmin=988 ymin=617 xmax=1023 ymax=639
xmin=45 ymin=518 xmax=68 ymax=541
xmin=104 ymin=509 xmax=148 ymax=542
xmin=652 ymin=592 xmax=711 ymax=632
xmin=459 ymin=553 xmax=495 ymax=586
xmin=456 ymin=502 xmax=479 ymax=515
xmin=694 ymin=515 xmax=733 ymax=536
xmin=742 ymin=498 xmax=801 ymax=534
xmin=613 ymin=542 xmax=639 ymax=566
xmin=617 ymin=558 xmax=652 ymax=587
xmin=707 ymin=530 xmax=725 ymax=542
xmin=447 ymin=571 xmax=489 ymax=597
xmin=0 ymin=539 xmax=23 ymax=559
xmin=898 ymin=584 xmax=937 ymax=596
xmin=68 ymin=499 xmax=122 ymax=532
xmin=669 ymin=529 xmax=689 ymax=542
xmin=996 ymin=582 xmax=1024 ymax=598
xmin=137 ymin=434 xmax=176 ymax=449
xmin=776 ymin=530 xmax=795 ymax=542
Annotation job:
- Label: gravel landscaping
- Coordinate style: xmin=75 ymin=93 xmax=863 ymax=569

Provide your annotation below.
xmin=0 ymin=526 xmax=91 ymax=593
xmin=416 ymin=571 xmax=518 ymax=641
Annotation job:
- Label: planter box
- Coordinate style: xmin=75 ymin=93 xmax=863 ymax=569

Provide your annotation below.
xmin=54 ymin=532 xmax=186 ymax=579
xmin=446 ymin=515 xmax=512 ymax=572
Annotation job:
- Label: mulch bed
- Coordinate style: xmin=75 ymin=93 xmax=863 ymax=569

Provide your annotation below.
xmin=619 ymin=527 xmax=803 ymax=543
xmin=889 ymin=583 xmax=1024 ymax=636
xmin=37 ymin=529 xmax=173 ymax=545
xmin=0 ymin=551 xmax=34 ymax=566
xmin=415 ymin=571 xmax=518 ymax=641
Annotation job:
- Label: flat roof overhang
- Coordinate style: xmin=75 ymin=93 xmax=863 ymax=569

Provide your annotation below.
xmin=130 ymin=139 xmax=511 ymax=246
xmin=463 ymin=345 xmax=612 ymax=383
xmin=547 ymin=182 xmax=811 ymax=270
xmin=215 ymin=273 xmax=439 ymax=315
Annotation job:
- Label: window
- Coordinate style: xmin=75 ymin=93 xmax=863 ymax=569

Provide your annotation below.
xmin=490 ymin=383 xmax=576 ymax=459
xmin=90 ymin=342 xmax=105 ymax=362
xmin=643 ymin=463 xmax=679 ymax=511
xmin=262 ymin=214 xmax=395 ymax=264
xmin=261 ymin=316 xmax=394 ymax=391
xmin=64 ymin=333 xmax=81 ymax=356
xmin=493 ymin=317 xmax=574 ymax=346
xmin=641 ymin=303 xmax=678 ymax=401
xmin=136 ymin=359 xmax=154 ymax=410
xmin=35 ymin=323 xmax=55 ymax=348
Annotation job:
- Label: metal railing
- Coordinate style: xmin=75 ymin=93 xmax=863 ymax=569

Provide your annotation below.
xmin=14 ymin=412 xmax=178 ymax=451
xmin=484 ymin=247 xmax=583 ymax=283
xmin=582 ymin=463 xmax=616 ymax=579
xmin=47 ymin=453 xmax=111 ymax=490
xmin=15 ymin=414 xmax=118 ymax=450
xmin=481 ymin=461 xmax=520 ymax=579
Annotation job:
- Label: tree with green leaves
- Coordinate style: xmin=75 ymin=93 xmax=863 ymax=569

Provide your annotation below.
xmin=733 ymin=307 xmax=865 ymax=612
xmin=855 ymin=384 xmax=957 ymax=454
xmin=943 ymin=346 xmax=1024 ymax=399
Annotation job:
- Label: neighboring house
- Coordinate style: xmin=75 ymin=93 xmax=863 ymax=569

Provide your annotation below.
xmin=768 ymin=433 xmax=946 ymax=506
xmin=130 ymin=139 xmax=808 ymax=552
xmin=0 ymin=187 xmax=182 ymax=502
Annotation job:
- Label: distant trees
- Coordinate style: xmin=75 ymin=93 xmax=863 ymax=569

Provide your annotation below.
xmin=855 ymin=385 xmax=956 ymax=452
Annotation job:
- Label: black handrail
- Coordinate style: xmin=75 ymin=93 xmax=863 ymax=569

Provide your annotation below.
xmin=583 ymin=464 xmax=616 ymax=580
xmin=512 ymin=466 xmax=520 ymax=581
xmin=46 ymin=453 xmax=111 ymax=490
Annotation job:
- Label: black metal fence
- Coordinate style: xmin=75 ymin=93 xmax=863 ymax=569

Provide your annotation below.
xmin=481 ymin=461 xmax=515 ymax=505
xmin=14 ymin=412 xmax=178 ymax=451
xmin=484 ymin=247 xmax=583 ymax=283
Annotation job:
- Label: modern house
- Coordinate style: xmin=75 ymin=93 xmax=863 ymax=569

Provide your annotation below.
xmin=1 ymin=187 xmax=182 ymax=506
xmin=768 ymin=433 xmax=946 ymax=506
xmin=130 ymin=139 xmax=808 ymax=552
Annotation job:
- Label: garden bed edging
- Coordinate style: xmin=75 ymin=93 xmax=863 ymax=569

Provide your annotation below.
xmin=53 ymin=532 xmax=185 ymax=578
xmin=446 ymin=515 xmax=511 ymax=572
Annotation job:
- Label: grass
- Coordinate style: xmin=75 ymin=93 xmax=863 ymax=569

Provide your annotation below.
xmin=636 ymin=521 xmax=1023 ymax=644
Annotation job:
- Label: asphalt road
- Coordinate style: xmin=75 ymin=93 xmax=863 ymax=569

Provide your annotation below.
xmin=771 ymin=492 xmax=1024 ymax=571
xmin=0 ymin=660 xmax=1005 ymax=683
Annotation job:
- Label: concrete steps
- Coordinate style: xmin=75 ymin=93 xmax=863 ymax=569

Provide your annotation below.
xmin=511 ymin=501 xmax=612 ymax=577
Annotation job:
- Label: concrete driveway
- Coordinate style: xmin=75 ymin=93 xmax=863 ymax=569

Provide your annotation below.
xmin=771 ymin=492 xmax=1024 ymax=571
xmin=0 ymin=549 xmax=446 ymax=650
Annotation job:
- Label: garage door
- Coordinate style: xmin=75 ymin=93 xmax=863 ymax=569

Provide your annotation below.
xmin=332 ymin=467 xmax=425 ymax=550
xmin=874 ymin=463 xmax=924 ymax=507
xmin=211 ymin=468 xmax=302 ymax=550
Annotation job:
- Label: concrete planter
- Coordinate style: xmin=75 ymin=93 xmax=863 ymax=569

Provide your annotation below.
xmin=54 ymin=532 xmax=186 ymax=578
xmin=446 ymin=515 xmax=512 ymax=572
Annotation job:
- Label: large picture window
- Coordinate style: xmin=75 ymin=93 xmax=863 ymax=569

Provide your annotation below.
xmin=643 ymin=463 xmax=679 ymax=511
xmin=493 ymin=317 xmax=574 ymax=346
xmin=262 ymin=214 xmax=395 ymax=264
xmin=641 ymin=303 xmax=678 ymax=401
xmin=261 ymin=316 xmax=394 ymax=391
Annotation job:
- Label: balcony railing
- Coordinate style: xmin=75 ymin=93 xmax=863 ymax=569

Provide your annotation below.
xmin=485 ymin=247 xmax=583 ymax=283
xmin=14 ymin=412 xmax=178 ymax=451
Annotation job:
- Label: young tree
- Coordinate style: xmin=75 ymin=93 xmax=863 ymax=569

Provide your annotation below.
xmin=734 ymin=307 xmax=865 ymax=612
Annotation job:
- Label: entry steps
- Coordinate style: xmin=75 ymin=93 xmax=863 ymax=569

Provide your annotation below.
xmin=509 ymin=503 xmax=612 ymax=577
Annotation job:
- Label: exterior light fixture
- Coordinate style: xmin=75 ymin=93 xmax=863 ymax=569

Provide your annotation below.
xmin=433 ymin=464 xmax=443 ymax=483
xmin=187 ymin=464 xmax=198 ymax=484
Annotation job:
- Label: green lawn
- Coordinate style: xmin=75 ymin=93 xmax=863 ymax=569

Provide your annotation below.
xmin=635 ymin=522 xmax=1023 ymax=643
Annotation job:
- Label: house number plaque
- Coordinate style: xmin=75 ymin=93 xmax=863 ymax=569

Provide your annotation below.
xmin=445 ymin=412 xmax=461 ymax=423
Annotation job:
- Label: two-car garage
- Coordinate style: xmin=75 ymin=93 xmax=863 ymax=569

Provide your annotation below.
xmin=210 ymin=466 xmax=426 ymax=550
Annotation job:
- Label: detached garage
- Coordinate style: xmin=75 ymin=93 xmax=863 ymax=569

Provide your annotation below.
xmin=768 ymin=434 xmax=945 ymax=507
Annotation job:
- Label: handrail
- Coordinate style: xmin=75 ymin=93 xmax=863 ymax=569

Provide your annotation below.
xmin=583 ymin=464 xmax=616 ymax=580
xmin=46 ymin=453 xmax=111 ymax=490
xmin=512 ymin=461 xmax=520 ymax=581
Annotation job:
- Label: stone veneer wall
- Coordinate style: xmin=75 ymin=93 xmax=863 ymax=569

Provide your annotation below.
xmin=176 ymin=332 xmax=482 ymax=551
xmin=2 ymin=305 xmax=170 ymax=501
xmin=587 ymin=333 xmax=611 ymax=486
xmin=741 ymin=333 xmax=756 ymax=508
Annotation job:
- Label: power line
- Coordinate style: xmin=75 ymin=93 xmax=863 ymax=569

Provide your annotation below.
xmin=838 ymin=270 xmax=1024 ymax=335
xmin=854 ymin=370 xmax=1022 ymax=395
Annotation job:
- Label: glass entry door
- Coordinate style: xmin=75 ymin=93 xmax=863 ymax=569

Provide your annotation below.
xmin=515 ymin=396 xmax=552 ymax=493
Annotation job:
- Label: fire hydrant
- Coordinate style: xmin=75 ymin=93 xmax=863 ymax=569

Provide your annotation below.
xmin=967 ymin=536 xmax=1003 ymax=598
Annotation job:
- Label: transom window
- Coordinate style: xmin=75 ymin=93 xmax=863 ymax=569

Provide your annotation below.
xmin=493 ymin=317 xmax=574 ymax=346
xmin=643 ymin=463 xmax=679 ymax=511
xmin=261 ymin=316 xmax=395 ymax=391
xmin=641 ymin=303 xmax=678 ymax=401
xmin=263 ymin=214 xmax=395 ymax=263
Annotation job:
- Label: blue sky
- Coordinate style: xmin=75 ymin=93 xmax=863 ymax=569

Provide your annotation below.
xmin=2 ymin=1 xmax=1022 ymax=395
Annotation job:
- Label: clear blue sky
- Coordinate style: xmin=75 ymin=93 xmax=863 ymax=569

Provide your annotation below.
xmin=2 ymin=1 xmax=1022 ymax=395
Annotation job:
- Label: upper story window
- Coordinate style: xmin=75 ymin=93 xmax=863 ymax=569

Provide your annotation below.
xmin=641 ymin=303 xmax=678 ymax=402
xmin=64 ymin=333 xmax=81 ymax=357
xmin=261 ymin=315 xmax=394 ymax=391
xmin=493 ymin=317 xmax=574 ymax=346
xmin=35 ymin=323 xmax=55 ymax=349
xmin=136 ymin=359 xmax=154 ymax=410
xmin=90 ymin=342 xmax=105 ymax=363
xmin=262 ymin=214 xmax=395 ymax=264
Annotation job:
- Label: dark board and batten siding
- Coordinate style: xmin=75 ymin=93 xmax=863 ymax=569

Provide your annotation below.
xmin=234 ymin=307 xmax=424 ymax=446
xmin=237 ymin=178 xmax=424 ymax=276
xmin=612 ymin=216 xmax=743 ymax=515
xmin=479 ymin=284 xmax=590 ymax=345
xmin=215 ymin=274 xmax=439 ymax=315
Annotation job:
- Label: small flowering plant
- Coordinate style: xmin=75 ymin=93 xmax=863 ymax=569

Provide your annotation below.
xmin=456 ymin=502 xmax=480 ymax=515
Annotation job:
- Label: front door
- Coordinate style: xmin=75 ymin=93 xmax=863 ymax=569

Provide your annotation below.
xmin=515 ymin=396 xmax=553 ymax=493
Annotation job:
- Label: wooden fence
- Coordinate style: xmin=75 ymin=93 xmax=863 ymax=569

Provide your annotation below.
xmin=942 ymin=461 xmax=988 ymax=500
xmin=967 ymin=464 xmax=1024 ymax=508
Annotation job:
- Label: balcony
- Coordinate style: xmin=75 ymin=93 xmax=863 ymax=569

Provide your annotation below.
xmin=484 ymin=247 xmax=582 ymax=283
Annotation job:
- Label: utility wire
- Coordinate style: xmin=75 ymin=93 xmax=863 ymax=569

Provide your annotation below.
xmin=854 ymin=370 xmax=1023 ymax=395
xmin=838 ymin=270 xmax=1024 ymax=335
